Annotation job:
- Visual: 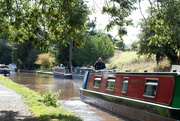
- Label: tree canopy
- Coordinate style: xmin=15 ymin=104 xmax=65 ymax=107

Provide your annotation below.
xmin=0 ymin=38 xmax=13 ymax=65
xmin=102 ymin=0 xmax=137 ymax=40
xmin=115 ymin=40 xmax=125 ymax=50
xmin=137 ymin=0 xmax=180 ymax=64
xmin=0 ymin=0 xmax=89 ymax=49
xmin=73 ymin=33 xmax=114 ymax=66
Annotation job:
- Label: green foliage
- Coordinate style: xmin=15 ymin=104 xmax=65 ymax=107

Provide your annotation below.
xmin=14 ymin=40 xmax=43 ymax=69
xmin=107 ymin=34 xmax=119 ymax=45
xmin=115 ymin=40 xmax=125 ymax=50
xmin=102 ymin=0 xmax=137 ymax=39
xmin=130 ymin=41 xmax=139 ymax=51
xmin=0 ymin=75 xmax=82 ymax=121
xmin=0 ymin=0 xmax=90 ymax=49
xmin=42 ymin=88 xmax=61 ymax=107
xmin=0 ymin=39 xmax=13 ymax=64
xmin=35 ymin=53 xmax=54 ymax=70
xmin=54 ymin=43 xmax=69 ymax=66
xmin=16 ymin=40 xmax=33 ymax=68
xmin=138 ymin=0 xmax=180 ymax=64
xmin=73 ymin=33 xmax=114 ymax=66
xmin=26 ymin=49 xmax=43 ymax=68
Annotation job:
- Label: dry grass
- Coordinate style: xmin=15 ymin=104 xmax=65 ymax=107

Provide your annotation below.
xmin=106 ymin=50 xmax=172 ymax=72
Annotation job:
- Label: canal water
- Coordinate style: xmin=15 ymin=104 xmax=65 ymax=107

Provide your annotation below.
xmin=8 ymin=72 xmax=126 ymax=121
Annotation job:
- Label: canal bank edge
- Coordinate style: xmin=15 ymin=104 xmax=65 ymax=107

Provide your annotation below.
xmin=0 ymin=75 xmax=82 ymax=121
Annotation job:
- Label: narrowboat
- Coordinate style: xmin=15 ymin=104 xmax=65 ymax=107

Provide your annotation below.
xmin=80 ymin=70 xmax=180 ymax=121
xmin=0 ymin=64 xmax=10 ymax=76
xmin=53 ymin=67 xmax=72 ymax=79
xmin=72 ymin=67 xmax=92 ymax=80
xmin=9 ymin=63 xmax=18 ymax=72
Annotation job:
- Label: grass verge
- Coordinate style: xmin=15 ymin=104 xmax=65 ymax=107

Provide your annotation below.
xmin=107 ymin=50 xmax=171 ymax=72
xmin=0 ymin=75 xmax=82 ymax=121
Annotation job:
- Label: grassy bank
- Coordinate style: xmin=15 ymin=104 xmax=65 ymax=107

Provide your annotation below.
xmin=106 ymin=50 xmax=171 ymax=72
xmin=0 ymin=75 xmax=81 ymax=121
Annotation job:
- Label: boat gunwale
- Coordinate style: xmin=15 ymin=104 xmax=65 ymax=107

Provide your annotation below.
xmin=80 ymin=88 xmax=180 ymax=110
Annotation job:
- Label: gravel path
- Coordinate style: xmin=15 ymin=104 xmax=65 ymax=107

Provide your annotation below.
xmin=0 ymin=84 xmax=38 ymax=121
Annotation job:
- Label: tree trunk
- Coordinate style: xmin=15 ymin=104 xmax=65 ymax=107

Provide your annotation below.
xmin=69 ymin=39 xmax=73 ymax=68
xmin=164 ymin=44 xmax=178 ymax=64
xmin=166 ymin=51 xmax=178 ymax=64
xmin=12 ymin=44 xmax=18 ymax=65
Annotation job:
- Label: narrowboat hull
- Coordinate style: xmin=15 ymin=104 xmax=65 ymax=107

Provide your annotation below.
xmin=80 ymin=88 xmax=180 ymax=121
xmin=53 ymin=72 xmax=72 ymax=79
xmin=0 ymin=69 xmax=10 ymax=76
xmin=72 ymin=74 xmax=84 ymax=80
xmin=53 ymin=67 xmax=72 ymax=79
xmin=80 ymin=71 xmax=180 ymax=121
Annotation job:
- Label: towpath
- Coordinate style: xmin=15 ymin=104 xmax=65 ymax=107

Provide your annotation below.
xmin=0 ymin=84 xmax=38 ymax=121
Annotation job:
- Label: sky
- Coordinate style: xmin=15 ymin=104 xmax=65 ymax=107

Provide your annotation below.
xmin=86 ymin=0 xmax=150 ymax=45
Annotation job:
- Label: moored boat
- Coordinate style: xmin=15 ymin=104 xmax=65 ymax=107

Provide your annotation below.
xmin=80 ymin=70 xmax=180 ymax=121
xmin=53 ymin=67 xmax=72 ymax=79
xmin=9 ymin=63 xmax=18 ymax=72
xmin=0 ymin=64 xmax=10 ymax=76
xmin=72 ymin=67 xmax=92 ymax=80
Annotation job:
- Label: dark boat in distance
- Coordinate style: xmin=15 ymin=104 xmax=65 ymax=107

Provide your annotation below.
xmin=53 ymin=67 xmax=72 ymax=79
xmin=72 ymin=67 xmax=92 ymax=80
xmin=0 ymin=64 xmax=10 ymax=76
xmin=80 ymin=70 xmax=180 ymax=121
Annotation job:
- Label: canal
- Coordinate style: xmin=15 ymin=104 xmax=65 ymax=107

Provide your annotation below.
xmin=8 ymin=72 xmax=126 ymax=121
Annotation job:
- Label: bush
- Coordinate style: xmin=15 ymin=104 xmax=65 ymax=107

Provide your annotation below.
xmin=35 ymin=52 xmax=54 ymax=70
xmin=115 ymin=40 xmax=125 ymax=50
xmin=42 ymin=88 xmax=61 ymax=107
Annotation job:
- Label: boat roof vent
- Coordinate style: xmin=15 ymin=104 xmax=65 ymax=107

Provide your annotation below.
xmin=173 ymin=70 xmax=177 ymax=72
xmin=171 ymin=65 xmax=180 ymax=72
xmin=125 ymin=70 xmax=131 ymax=72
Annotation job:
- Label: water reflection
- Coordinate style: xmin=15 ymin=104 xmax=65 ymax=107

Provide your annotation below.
xmin=8 ymin=72 xmax=125 ymax=121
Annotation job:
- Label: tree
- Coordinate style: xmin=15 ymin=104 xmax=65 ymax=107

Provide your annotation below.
xmin=16 ymin=40 xmax=33 ymax=69
xmin=0 ymin=39 xmax=13 ymax=65
xmin=102 ymin=0 xmax=137 ymax=40
xmin=26 ymin=49 xmax=43 ymax=68
xmin=130 ymin=41 xmax=139 ymax=51
xmin=107 ymin=34 xmax=118 ymax=45
xmin=138 ymin=0 xmax=180 ymax=64
xmin=73 ymin=33 xmax=114 ymax=66
xmin=115 ymin=40 xmax=125 ymax=50
xmin=13 ymin=39 xmax=44 ymax=69
xmin=35 ymin=53 xmax=54 ymax=70
xmin=0 ymin=0 xmax=90 ymax=68
xmin=54 ymin=43 xmax=69 ymax=66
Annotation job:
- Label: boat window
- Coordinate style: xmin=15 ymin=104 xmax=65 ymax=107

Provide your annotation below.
xmin=93 ymin=75 xmax=102 ymax=88
xmin=106 ymin=76 xmax=116 ymax=91
xmin=121 ymin=77 xmax=129 ymax=93
xmin=143 ymin=78 xmax=158 ymax=98
xmin=74 ymin=69 xmax=77 ymax=74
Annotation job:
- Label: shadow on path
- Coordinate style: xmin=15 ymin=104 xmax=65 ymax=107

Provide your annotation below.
xmin=0 ymin=110 xmax=38 ymax=121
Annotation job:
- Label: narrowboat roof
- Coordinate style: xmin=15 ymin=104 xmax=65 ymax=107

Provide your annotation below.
xmin=91 ymin=70 xmax=180 ymax=76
